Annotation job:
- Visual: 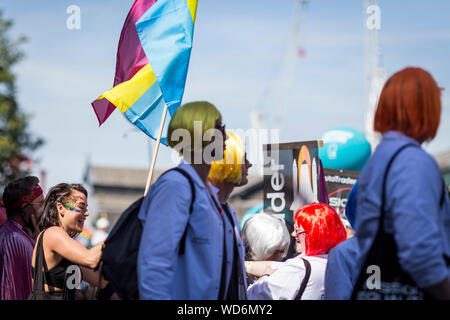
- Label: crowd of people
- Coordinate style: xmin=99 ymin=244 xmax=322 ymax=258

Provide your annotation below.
xmin=0 ymin=67 xmax=449 ymax=300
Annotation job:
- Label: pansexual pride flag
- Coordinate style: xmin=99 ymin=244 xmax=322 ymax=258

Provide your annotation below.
xmin=91 ymin=0 xmax=198 ymax=144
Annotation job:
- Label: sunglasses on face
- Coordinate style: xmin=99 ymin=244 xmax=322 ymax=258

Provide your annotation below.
xmin=216 ymin=123 xmax=225 ymax=134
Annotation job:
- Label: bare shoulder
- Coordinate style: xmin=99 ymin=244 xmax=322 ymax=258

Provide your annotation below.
xmin=43 ymin=226 xmax=70 ymax=243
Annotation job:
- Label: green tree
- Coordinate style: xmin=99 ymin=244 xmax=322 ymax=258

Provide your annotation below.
xmin=0 ymin=10 xmax=43 ymax=188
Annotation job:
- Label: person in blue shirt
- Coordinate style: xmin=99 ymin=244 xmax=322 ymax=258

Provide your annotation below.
xmin=208 ymin=131 xmax=253 ymax=300
xmin=324 ymin=182 xmax=360 ymax=300
xmin=137 ymin=101 xmax=230 ymax=300
xmin=353 ymin=67 xmax=450 ymax=299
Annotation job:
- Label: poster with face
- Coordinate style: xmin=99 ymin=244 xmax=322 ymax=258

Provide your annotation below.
xmin=323 ymin=168 xmax=359 ymax=220
xmin=263 ymin=140 xmax=323 ymax=222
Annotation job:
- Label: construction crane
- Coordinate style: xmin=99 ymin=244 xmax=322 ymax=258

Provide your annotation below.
xmin=250 ymin=0 xmax=386 ymax=175
xmin=250 ymin=0 xmax=309 ymax=175
xmin=364 ymin=0 xmax=386 ymax=151
xmin=250 ymin=0 xmax=309 ymax=134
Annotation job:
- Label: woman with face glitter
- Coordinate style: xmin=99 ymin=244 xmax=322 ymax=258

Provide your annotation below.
xmin=30 ymin=183 xmax=107 ymax=300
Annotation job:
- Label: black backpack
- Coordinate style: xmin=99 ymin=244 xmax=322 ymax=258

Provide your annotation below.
xmin=99 ymin=167 xmax=196 ymax=300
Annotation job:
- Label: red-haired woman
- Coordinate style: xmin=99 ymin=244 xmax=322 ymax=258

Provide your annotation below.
xmin=352 ymin=67 xmax=450 ymax=300
xmin=246 ymin=203 xmax=346 ymax=300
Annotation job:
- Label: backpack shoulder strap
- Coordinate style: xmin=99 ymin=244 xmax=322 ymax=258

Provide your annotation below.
xmin=32 ymin=231 xmax=46 ymax=293
xmin=439 ymin=178 xmax=450 ymax=266
xmin=163 ymin=167 xmax=196 ymax=255
xmin=379 ymin=143 xmax=418 ymax=222
xmin=169 ymin=167 xmax=196 ymax=213
xmin=295 ymin=258 xmax=311 ymax=300
xmin=440 ymin=177 xmax=447 ymax=208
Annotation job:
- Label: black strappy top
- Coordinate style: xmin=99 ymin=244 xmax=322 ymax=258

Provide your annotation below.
xmin=31 ymin=229 xmax=79 ymax=299
xmin=32 ymin=257 xmax=73 ymax=289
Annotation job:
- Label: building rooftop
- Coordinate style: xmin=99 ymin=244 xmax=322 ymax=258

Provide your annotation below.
xmin=84 ymin=164 xmax=264 ymax=227
xmin=84 ymin=149 xmax=450 ymax=227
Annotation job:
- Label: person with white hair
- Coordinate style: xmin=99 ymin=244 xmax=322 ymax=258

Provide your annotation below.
xmin=242 ymin=212 xmax=291 ymax=285
xmin=242 ymin=213 xmax=290 ymax=262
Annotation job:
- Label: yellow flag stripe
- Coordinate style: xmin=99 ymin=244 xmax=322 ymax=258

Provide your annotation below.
xmin=187 ymin=0 xmax=197 ymax=24
xmin=97 ymin=64 xmax=157 ymax=113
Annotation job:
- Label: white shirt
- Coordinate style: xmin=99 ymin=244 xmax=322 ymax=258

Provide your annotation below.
xmin=247 ymin=254 xmax=328 ymax=300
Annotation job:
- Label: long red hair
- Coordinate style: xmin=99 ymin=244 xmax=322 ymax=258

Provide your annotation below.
xmin=374 ymin=67 xmax=442 ymax=143
xmin=294 ymin=203 xmax=347 ymax=256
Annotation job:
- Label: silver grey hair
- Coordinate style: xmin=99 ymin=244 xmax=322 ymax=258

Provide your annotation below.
xmin=242 ymin=213 xmax=290 ymax=261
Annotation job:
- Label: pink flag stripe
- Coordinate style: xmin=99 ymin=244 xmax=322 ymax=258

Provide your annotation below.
xmin=91 ymin=98 xmax=116 ymax=126
xmin=91 ymin=0 xmax=157 ymax=125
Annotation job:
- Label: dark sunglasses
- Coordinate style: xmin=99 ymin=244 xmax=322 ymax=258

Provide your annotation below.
xmin=215 ymin=122 xmax=226 ymax=134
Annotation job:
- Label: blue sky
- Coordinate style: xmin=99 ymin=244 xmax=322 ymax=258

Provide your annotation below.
xmin=1 ymin=0 xmax=449 ymax=192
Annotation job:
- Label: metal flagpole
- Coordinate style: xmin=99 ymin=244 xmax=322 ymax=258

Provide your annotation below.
xmin=144 ymin=104 xmax=168 ymax=196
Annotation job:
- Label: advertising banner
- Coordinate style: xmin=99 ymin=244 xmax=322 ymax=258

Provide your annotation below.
xmin=323 ymin=168 xmax=359 ymax=220
xmin=263 ymin=140 xmax=326 ymax=222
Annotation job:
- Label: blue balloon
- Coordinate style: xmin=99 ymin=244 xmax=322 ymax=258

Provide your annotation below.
xmin=319 ymin=127 xmax=371 ymax=171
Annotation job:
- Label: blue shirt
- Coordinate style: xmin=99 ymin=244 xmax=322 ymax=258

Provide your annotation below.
xmin=137 ymin=162 xmax=234 ymax=299
xmin=324 ymin=237 xmax=360 ymax=300
xmin=220 ymin=202 xmax=248 ymax=300
xmin=355 ymin=131 xmax=450 ymax=289
xmin=209 ymin=185 xmax=238 ymax=299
